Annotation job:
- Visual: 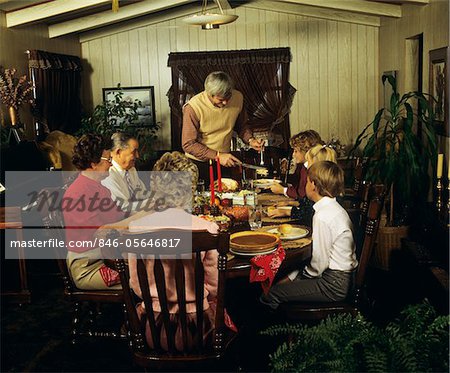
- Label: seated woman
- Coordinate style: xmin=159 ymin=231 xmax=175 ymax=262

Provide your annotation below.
xmin=63 ymin=134 xmax=145 ymax=290
xmin=268 ymin=144 xmax=337 ymax=226
xmin=127 ymin=151 xmax=221 ymax=352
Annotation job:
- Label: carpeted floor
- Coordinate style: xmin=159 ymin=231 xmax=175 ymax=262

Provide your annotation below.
xmin=1 ymin=258 xmax=444 ymax=372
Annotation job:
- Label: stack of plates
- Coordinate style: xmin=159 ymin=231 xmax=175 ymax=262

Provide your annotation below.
xmin=230 ymin=231 xmax=280 ymax=256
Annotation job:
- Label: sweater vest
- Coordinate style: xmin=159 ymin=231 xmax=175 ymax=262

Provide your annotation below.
xmin=186 ymin=89 xmax=243 ymax=161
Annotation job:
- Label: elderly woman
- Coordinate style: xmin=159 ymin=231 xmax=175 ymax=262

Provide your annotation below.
xmin=63 ymin=134 xmax=144 ymax=290
xmin=127 ymin=151 xmax=220 ymax=352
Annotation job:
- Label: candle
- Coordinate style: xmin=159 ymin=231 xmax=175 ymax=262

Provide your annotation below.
xmin=216 ymin=156 xmax=222 ymax=192
xmin=448 ymin=158 xmax=450 ymax=180
xmin=209 ymin=159 xmax=215 ymax=205
xmin=437 ymin=153 xmax=444 ymax=178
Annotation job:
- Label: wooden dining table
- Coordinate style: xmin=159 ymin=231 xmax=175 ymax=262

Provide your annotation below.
xmin=225 ymin=191 xmax=312 ymax=279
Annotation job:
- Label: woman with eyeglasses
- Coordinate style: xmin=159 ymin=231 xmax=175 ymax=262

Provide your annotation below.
xmin=62 ymin=134 xmax=145 ymax=290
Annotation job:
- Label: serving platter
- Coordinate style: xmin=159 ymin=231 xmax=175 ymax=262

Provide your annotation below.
xmin=230 ymin=246 xmax=277 ymax=257
xmin=252 ymin=178 xmax=282 ymax=188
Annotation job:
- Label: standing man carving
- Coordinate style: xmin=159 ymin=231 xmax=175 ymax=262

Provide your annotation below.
xmin=182 ymin=71 xmax=263 ymax=177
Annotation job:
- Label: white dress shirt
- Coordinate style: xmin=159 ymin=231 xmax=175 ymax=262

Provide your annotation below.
xmin=102 ymin=159 xmax=152 ymax=212
xmin=304 ymin=196 xmax=357 ymax=277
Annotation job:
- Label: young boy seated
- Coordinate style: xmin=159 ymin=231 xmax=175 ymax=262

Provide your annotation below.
xmin=261 ymin=161 xmax=357 ymax=308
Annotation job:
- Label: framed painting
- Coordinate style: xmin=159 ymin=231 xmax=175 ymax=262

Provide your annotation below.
xmin=102 ymin=86 xmax=156 ymax=128
xmin=429 ymin=47 xmax=448 ymax=137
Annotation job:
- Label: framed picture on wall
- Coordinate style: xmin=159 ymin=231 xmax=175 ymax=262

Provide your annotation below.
xmin=429 ymin=47 xmax=448 ymax=137
xmin=383 ymin=70 xmax=397 ymax=108
xmin=102 ymin=86 xmax=156 ymax=128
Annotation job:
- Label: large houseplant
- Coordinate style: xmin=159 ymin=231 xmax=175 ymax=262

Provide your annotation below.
xmin=351 ymin=75 xmax=437 ymax=226
xmin=77 ymin=85 xmax=159 ymax=164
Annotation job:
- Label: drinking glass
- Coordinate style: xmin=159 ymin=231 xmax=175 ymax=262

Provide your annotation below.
xmin=196 ymin=179 xmax=205 ymax=194
xmin=248 ymin=204 xmax=263 ymax=230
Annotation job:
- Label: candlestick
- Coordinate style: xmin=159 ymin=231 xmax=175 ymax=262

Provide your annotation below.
xmin=437 ymin=153 xmax=443 ymax=178
xmin=209 ymin=159 xmax=215 ymax=206
xmin=436 ymin=177 xmax=443 ymax=212
xmin=216 ymin=156 xmax=222 ymax=192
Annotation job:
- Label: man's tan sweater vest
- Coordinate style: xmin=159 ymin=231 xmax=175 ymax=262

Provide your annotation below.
xmin=186 ymin=89 xmax=243 ymax=161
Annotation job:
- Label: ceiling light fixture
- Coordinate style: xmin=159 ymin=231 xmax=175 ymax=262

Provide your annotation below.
xmin=183 ymin=0 xmax=238 ymax=30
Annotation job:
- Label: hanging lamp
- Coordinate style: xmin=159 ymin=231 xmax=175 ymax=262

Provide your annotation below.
xmin=183 ymin=0 xmax=238 ymax=30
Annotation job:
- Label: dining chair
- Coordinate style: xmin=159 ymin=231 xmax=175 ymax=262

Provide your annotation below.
xmin=278 ymin=189 xmax=386 ymax=322
xmin=38 ymin=187 xmax=125 ymax=343
xmin=112 ymin=229 xmax=237 ymax=371
xmin=0 ymin=207 xmax=31 ymax=304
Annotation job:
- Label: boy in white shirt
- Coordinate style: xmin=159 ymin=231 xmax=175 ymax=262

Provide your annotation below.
xmin=261 ymin=160 xmax=357 ymax=309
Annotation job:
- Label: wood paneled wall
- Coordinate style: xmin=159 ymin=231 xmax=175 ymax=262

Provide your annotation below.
xmin=81 ymin=6 xmax=379 ymax=150
xmin=379 ymin=0 xmax=449 ymax=191
xmin=0 ymin=11 xmax=80 ymax=138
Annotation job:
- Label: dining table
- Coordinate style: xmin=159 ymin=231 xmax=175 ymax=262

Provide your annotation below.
xmin=225 ymin=191 xmax=312 ymax=279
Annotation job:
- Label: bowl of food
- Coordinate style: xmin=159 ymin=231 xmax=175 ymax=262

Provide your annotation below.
xmin=267 ymin=224 xmax=310 ymax=240
xmin=214 ymin=178 xmax=239 ymax=192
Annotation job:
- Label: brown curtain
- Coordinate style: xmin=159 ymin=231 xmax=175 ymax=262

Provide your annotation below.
xmin=167 ymin=47 xmax=296 ymax=150
xmin=29 ymin=50 xmax=82 ymax=135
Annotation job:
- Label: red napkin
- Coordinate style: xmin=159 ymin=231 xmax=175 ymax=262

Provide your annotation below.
xmin=249 ymin=245 xmax=286 ymax=294
xmin=99 ymin=264 xmax=121 ymax=287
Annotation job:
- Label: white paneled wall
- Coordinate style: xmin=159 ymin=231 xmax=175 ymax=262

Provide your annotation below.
xmin=81 ymin=6 xmax=379 ymax=150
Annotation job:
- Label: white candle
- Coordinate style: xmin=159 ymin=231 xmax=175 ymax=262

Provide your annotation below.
xmin=448 ymin=158 xmax=450 ymax=180
xmin=437 ymin=153 xmax=444 ymax=178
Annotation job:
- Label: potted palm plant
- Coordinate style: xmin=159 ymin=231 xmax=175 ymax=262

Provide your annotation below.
xmin=351 ymin=75 xmax=437 ymax=269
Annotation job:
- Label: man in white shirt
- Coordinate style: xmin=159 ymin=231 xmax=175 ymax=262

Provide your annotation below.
xmin=102 ymin=133 xmax=153 ymax=213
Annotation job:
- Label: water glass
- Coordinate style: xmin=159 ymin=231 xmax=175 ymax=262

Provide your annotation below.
xmin=248 ymin=204 xmax=263 ymax=230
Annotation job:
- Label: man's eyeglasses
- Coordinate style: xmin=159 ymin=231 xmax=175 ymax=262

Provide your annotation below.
xmin=101 ymin=156 xmax=112 ymax=163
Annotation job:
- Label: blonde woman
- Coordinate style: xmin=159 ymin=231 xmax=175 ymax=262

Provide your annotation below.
xmin=127 ymin=151 xmax=221 ymax=352
xmin=305 ymin=144 xmax=337 ymax=166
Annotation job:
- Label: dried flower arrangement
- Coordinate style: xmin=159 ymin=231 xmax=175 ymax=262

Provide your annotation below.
xmin=0 ymin=67 xmax=34 ymax=111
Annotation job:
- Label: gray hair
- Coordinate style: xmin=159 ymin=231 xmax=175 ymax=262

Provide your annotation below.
xmin=204 ymin=71 xmax=233 ymax=97
xmin=111 ymin=132 xmax=136 ymax=151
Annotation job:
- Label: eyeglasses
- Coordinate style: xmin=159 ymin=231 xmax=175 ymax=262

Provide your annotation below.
xmin=101 ymin=156 xmax=112 ymax=163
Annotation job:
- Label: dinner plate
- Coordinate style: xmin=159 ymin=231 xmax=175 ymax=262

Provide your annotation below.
xmin=252 ymin=179 xmax=282 ymax=188
xmin=267 ymin=227 xmax=310 ymax=240
xmin=230 ymin=246 xmax=277 ymax=257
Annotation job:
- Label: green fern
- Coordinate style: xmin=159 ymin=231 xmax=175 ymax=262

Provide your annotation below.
xmin=264 ymin=302 xmax=449 ymax=372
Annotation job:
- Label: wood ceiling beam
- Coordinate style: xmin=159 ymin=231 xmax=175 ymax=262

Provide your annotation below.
xmin=214 ymin=0 xmax=232 ymax=10
xmin=367 ymin=0 xmax=428 ymax=5
xmin=6 ymin=0 xmax=112 ymax=27
xmin=278 ymin=0 xmax=401 ymax=17
xmin=48 ymin=0 xmax=194 ymax=38
xmin=245 ymin=0 xmax=380 ymax=27
xmin=79 ymin=2 xmax=218 ymax=43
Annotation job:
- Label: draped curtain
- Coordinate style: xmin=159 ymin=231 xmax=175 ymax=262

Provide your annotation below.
xmin=167 ymin=47 xmax=296 ymax=150
xmin=29 ymin=50 xmax=82 ymax=135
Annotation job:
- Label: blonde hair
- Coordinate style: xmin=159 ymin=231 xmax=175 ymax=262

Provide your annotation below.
xmin=152 ymin=152 xmax=199 ymax=209
xmin=204 ymin=71 xmax=233 ymax=97
xmin=289 ymin=130 xmax=324 ymax=153
xmin=307 ymin=160 xmax=344 ymax=198
xmin=305 ymin=144 xmax=337 ymax=166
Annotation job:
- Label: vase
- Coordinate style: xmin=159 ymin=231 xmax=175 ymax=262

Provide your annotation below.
xmin=8 ymin=106 xmax=17 ymax=126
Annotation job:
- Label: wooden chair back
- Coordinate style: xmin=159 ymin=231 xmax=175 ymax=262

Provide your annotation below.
xmin=37 ymin=187 xmax=74 ymax=293
xmin=113 ymin=230 xmax=232 ymax=367
xmin=352 ymin=189 xmax=386 ymax=306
